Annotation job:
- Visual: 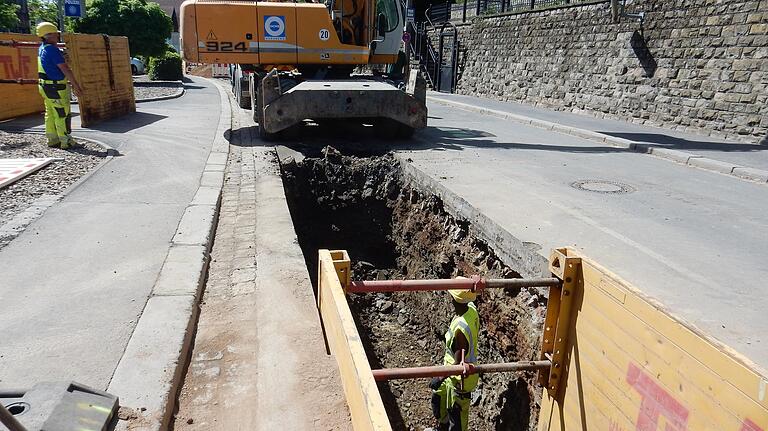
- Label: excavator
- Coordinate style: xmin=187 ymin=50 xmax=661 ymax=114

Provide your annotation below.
xmin=180 ymin=0 xmax=428 ymax=139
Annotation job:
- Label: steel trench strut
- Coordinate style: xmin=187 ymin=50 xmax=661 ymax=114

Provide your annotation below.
xmin=0 ymin=402 xmax=27 ymax=431
xmin=347 ymin=276 xmax=561 ymax=294
xmin=371 ymin=360 xmax=552 ymax=381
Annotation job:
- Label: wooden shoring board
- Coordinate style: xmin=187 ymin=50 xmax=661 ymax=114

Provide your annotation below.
xmin=538 ymin=247 xmax=768 ymax=431
xmin=0 ymin=158 xmax=54 ymax=189
xmin=317 ymin=249 xmax=392 ymax=431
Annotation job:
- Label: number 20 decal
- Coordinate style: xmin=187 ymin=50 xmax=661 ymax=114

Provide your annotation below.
xmin=205 ymin=41 xmax=247 ymax=52
xmin=319 ymin=29 xmax=330 ymax=41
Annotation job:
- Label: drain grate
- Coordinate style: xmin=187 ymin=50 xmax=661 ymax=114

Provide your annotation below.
xmin=570 ymin=179 xmax=635 ymax=194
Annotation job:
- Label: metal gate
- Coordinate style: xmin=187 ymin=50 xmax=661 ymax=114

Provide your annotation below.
xmin=437 ymin=23 xmax=458 ymax=93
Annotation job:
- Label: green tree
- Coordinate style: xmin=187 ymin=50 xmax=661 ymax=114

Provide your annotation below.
xmin=0 ymin=0 xmax=20 ymax=31
xmin=72 ymin=0 xmax=172 ymax=57
xmin=27 ymin=0 xmax=58 ymax=30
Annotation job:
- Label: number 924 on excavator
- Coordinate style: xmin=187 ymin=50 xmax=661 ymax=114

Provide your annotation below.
xmin=180 ymin=0 xmax=428 ymax=140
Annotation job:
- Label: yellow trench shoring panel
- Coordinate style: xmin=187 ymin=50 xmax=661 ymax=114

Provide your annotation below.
xmin=538 ymin=247 xmax=768 ymax=431
xmin=317 ymin=249 xmax=391 ymax=431
xmin=0 ymin=33 xmax=44 ymax=120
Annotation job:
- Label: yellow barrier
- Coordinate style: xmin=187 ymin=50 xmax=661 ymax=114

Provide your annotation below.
xmin=0 ymin=33 xmax=44 ymax=120
xmin=63 ymin=34 xmax=135 ymax=127
xmin=317 ymin=249 xmax=392 ymax=431
xmin=538 ymin=247 xmax=768 ymax=431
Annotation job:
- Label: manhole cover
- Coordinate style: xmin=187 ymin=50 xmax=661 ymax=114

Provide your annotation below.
xmin=570 ymin=180 xmax=635 ymax=194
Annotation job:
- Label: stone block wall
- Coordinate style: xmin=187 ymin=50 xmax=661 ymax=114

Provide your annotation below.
xmin=448 ymin=0 xmax=768 ymax=143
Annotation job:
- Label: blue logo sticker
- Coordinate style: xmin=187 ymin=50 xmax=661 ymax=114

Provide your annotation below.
xmin=264 ymin=16 xmax=286 ymax=41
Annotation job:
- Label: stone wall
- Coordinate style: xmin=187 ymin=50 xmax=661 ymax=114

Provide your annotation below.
xmin=447 ymin=0 xmax=768 ymax=143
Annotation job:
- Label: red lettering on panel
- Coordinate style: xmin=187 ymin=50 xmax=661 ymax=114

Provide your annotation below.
xmin=741 ymin=419 xmax=764 ymax=431
xmin=626 ymin=363 xmax=689 ymax=431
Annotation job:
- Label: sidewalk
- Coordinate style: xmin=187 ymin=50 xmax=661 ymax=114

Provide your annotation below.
xmin=428 ymin=92 xmax=768 ymax=181
xmin=0 ymin=76 xmax=221 ymax=391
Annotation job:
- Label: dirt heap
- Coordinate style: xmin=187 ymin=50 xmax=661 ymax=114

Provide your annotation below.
xmin=281 ymin=147 xmax=548 ymax=430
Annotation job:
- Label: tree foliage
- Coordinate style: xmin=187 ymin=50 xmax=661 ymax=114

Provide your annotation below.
xmin=0 ymin=0 xmax=20 ymax=31
xmin=72 ymin=0 xmax=172 ymax=57
xmin=27 ymin=0 xmax=59 ymax=30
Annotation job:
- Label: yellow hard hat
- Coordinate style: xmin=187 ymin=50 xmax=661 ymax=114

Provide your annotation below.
xmin=449 ymin=276 xmax=477 ymax=304
xmin=36 ymin=22 xmax=59 ymax=37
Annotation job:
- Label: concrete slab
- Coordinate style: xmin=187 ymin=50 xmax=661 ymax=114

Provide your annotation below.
xmin=171 ymin=204 xmax=218 ymax=246
xmin=275 ymin=145 xmax=306 ymax=164
xmin=203 ymin=164 xmax=225 ymax=173
xmin=152 ymin=245 xmax=208 ymax=296
xmin=732 ymin=167 xmax=768 ymax=182
xmin=649 ymin=147 xmax=701 ymax=164
xmin=107 ymin=295 xmax=197 ymax=430
xmin=687 ymin=157 xmax=740 ymax=174
xmin=206 ymin=152 xmax=228 ymax=166
xmin=200 ymin=170 xmax=225 ymax=188
xmin=190 ymin=185 xmax=221 ymax=206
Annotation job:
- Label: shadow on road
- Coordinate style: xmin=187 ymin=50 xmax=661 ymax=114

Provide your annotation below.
xmin=222 ymin=118 xmax=767 ymax=159
xmin=598 ymin=131 xmax=768 ymax=152
xmin=87 ymin=111 xmax=167 ymax=133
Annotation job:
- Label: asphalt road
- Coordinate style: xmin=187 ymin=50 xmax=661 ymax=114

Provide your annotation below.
xmin=0 ymin=77 xmax=220 ymax=389
xmin=399 ymin=100 xmax=768 ymax=372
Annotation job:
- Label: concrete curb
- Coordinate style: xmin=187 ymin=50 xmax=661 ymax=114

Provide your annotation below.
xmin=395 ymin=153 xmax=549 ymax=280
xmin=107 ymin=77 xmax=231 ymax=431
xmin=136 ymin=87 xmax=186 ymax=104
xmin=427 ymin=95 xmax=768 ymax=185
xmin=71 ymin=87 xmax=185 ymax=105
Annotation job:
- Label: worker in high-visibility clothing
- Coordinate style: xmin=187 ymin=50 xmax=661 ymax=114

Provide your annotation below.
xmin=429 ymin=284 xmax=480 ymax=431
xmin=36 ymin=22 xmax=83 ymax=149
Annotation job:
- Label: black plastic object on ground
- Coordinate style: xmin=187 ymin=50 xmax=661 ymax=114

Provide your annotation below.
xmin=0 ymin=382 xmax=118 ymax=431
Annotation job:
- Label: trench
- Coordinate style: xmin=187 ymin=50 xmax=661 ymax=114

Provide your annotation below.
xmin=280 ymin=147 xmax=548 ymax=431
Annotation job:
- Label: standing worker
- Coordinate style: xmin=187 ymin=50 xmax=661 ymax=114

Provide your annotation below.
xmin=36 ymin=22 xmax=83 ymax=149
xmin=429 ymin=282 xmax=480 ymax=431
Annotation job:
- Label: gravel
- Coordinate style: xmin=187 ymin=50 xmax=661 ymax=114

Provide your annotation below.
xmin=133 ymin=75 xmax=184 ymax=101
xmin=0 ymin=131 xmax=109 ymax=249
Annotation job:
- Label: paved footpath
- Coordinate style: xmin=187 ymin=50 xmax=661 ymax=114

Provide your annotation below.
xmin=172 ymin=84 xmax=350 ymax=430
xmin=0 ymin=76 xmax=220 ymax=389
xmin=429 ymin=92 xmax=768 ymax=173
xmin=399 ymin=99 xmax=768 ymax=373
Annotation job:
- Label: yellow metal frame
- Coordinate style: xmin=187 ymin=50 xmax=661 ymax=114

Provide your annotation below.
xmin=538 ymin=248 xmax=581 ymax=399
xmin=317 ymin=249 xmax=391 ymax=431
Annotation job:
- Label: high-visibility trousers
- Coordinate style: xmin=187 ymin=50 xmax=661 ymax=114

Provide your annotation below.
xmin=431 ymin=376 xmax=472 ymax=431
xmin=38 ymin=82 xmax=72 ymax=146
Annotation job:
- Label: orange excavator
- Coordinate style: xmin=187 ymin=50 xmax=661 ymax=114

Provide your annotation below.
xmin=180 ymin=0 xmax=427 ymax=139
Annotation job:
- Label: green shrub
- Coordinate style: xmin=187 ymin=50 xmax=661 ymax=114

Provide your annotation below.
xmin=148 ymin=51 xmax=182 ymax=81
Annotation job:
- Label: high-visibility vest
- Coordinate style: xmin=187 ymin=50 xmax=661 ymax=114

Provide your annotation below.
xmin=443 ymin=302 xmax=480 ymax=391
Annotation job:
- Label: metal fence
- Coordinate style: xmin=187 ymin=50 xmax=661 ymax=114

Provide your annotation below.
xmin=444 ymin=0 xmax=601 ymax=23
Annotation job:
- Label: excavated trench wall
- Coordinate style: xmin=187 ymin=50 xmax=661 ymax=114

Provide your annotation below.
xmin=281 ymin=148 xmax=548 ymax=430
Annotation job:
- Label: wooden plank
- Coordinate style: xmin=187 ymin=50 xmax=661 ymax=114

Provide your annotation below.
xmin=317 ymin=249 xmax=391 ymax=431
xmin=539 ymin=247 xmax=768 ymax=431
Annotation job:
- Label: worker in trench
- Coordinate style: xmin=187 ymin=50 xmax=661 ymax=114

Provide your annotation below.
xmin=428 ymin=284 xmax=480 ymax=431
xmin=36 ymin=22 xmax=83 ymax=149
